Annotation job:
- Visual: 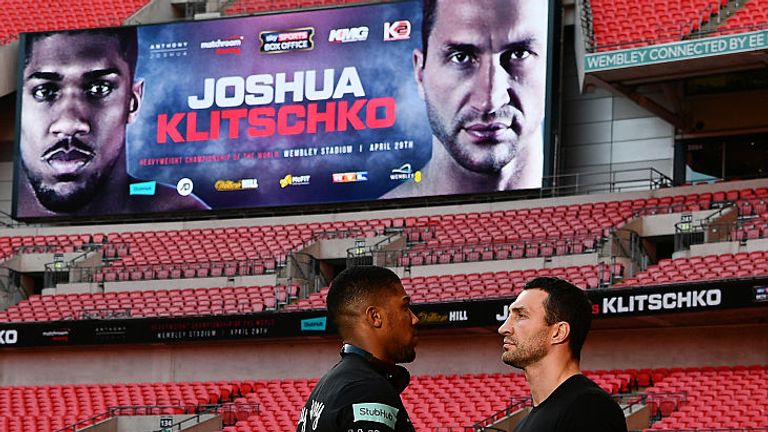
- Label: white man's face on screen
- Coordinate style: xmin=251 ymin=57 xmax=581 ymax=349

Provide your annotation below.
xmin=20 ymin=32 xmax=142 ymax=213
xmin=415 ymin=0 xmax=548 ymax=175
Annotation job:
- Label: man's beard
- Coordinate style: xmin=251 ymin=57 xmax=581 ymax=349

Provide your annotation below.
xmin=26 ymin=171 xmax=103 ymax=214
xmin=23 ymin=151 xmax=112 ymax=214
xmin=393 ymin=344 xmax=417 ymax=364
xmin=502 ymin=329 xmax=549 ymax=370
xmin=424 ymin=95 xmax=521 ymax=174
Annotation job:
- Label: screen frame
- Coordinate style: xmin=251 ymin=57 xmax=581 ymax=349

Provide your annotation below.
xmin=11 ymin=0 xmax=562 ymax=223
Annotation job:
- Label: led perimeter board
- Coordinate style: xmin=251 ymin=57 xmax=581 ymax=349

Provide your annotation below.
xmin=13 ymin=0 xmax=559 ymax=220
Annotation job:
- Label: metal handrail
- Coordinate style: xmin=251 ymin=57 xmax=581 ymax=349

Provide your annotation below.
xmin=149 ymin=402 xmax=260 ymax=432
xmin=70 ymin=256 xmax=280 ymax=284
xmin=379 ymin=233 xmax=606 ymax=267
xmin=54 ymin=402 xmax=261 ymax=432
xmin=539 ymin=168 xmax=673 ymax=198
xmin=470 ymin=395 xmax=532 ymax=430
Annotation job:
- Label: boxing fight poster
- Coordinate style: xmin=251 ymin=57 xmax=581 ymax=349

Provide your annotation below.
xmin=14 ymin=0 xmax=556 ymax=219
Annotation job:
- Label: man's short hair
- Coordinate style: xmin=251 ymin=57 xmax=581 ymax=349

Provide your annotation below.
xmin=327 ymin=266 xmax=402 ymax=334
xmin=24 ymin=27 xmax=139 ymax=78
xmin=420 ymin=0 xmax=438 ymax=64
xmin=523 ymin=277 xmax=592 ymax=360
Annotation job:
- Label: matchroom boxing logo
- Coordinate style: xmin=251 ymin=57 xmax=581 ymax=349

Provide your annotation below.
xmin=200 ymin=36 xmax=244 ymax=55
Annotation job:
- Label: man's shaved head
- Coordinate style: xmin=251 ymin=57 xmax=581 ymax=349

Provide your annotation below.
xmin=327 ymin=266 xmax=402 ymax=335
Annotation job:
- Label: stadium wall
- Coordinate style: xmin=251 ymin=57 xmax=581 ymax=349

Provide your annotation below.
xmin=562 ymin=28 xmax=675 ymax=182
xmin=0 ymin=323 xmax=764 ymax=386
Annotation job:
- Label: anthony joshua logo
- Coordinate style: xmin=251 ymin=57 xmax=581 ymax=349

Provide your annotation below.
xmin=176 ymin=178 xmax=194 ymax=196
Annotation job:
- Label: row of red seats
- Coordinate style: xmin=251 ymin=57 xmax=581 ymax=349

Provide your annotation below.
xmin=215 ymin=369 xmax=635 ymax=432
xmin=733 ymin=212 xmax=768 ymax=241
xmin=0 ymin=285 xmax=298 ymax=323
xmin=590 ymin=0 xmax=724 ymax=51
xmin=0 ymin=380 xmax=247 ymax=432
xmin=103 ymin=219 xmax=387 ymax=271
xmin=399 ymin=233 xmax=602 ymax=266
xmin=397 ymin=189 xmax=766 ymax=268
xmin=621 ymin=250 xmax=768 ymax=286
xmin=0 ymin=0 xmax=149 ymax=44
xmin=285 ymin=264 xmax=617 ymax=310
xmin=644 ymin=365 xmax=768 ymax=430
xmin=96 ymin=259 xmax=279 ymax=283
xmin=1 ymin=366 xmax=763 ymax=432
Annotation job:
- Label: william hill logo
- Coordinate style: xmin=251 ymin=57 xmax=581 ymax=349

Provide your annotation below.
xmin=200 ymin=36 xmax=244 ymax=55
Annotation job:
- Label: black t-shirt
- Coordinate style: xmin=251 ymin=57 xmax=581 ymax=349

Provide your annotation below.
xmin=514 ymin=374 xmax=628 ymax=432
xmin=296 ymin=347 xmax=415 ymax=432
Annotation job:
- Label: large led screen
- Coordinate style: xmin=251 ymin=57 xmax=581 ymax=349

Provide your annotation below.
xmin=13 ymin=0 xmax=557 ymax=219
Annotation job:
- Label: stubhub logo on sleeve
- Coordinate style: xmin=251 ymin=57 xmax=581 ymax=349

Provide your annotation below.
xmin=129 ymin=181 xmax=157 ymax=196
xmin=353 ymin=403 xmax=399 ymax=429
xmin=300 ymin=316 xmax=327 ymax=331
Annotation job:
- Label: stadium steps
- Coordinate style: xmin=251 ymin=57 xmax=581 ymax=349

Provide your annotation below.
xmin=713 ymin=0 xmax=768 ymax=35
xmin=688 ymin=0 xmax=745 ymax=37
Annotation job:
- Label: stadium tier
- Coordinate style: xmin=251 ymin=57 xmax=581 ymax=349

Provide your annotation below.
xmin=0 ymin=0 xmax=149 ymax=44
xmin=2 ymin=186 xmax=768 ymax=321
xmin=3 ymin=187 xmax=765 ymax=286
xmin=588 ymin=0 xmax=768 ymax=52
xmin=589 ymin=0 xmax=724 ymax=51
xmin=285 ymin=265 xmax=612 ymax=311
xmin=0 ymin=265 xmax=614 ymax=321
xmin=0 ymin=285 xmax=299 ymax=323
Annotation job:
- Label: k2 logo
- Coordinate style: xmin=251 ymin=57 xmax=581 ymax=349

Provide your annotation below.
xmin=384 ymin=20 xmax=411 ymax=41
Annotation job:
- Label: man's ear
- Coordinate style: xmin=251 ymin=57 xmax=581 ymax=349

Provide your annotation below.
xmin=127 ymin=80 xmax=144 ymax=124
xmin=412 ymin=49 xmax=425 ymax=100
xmin=550 ymin=321 xmax=570 ymax=346
xmin=365 ymin=305 xmax=384 ymax=329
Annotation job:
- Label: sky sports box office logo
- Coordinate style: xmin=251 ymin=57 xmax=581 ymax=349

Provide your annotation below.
xmin=260 ymin=28 xmax=315 ymax=53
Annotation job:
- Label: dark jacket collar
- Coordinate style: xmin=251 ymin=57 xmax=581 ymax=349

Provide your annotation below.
xmin=340 ymin=343 xmax=411 ymax=394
